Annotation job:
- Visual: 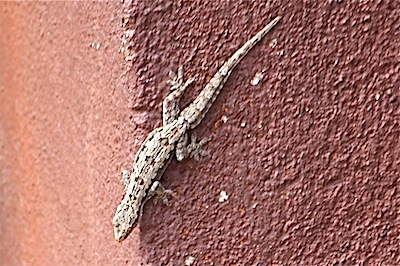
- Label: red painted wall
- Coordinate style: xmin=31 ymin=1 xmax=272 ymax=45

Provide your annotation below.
xmin=1 ymin=1 xmax=398 ymax=265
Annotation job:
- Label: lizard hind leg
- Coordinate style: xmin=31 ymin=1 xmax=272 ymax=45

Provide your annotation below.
xmin=188 ymin=132 xmax=211 ymax=161
xmin=163 ymin=66 xmax=195 ymax=126
xmin=176 ymin=132 xmax=211 ymax=162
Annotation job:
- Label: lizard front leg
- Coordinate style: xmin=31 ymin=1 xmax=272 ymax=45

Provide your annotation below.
xmin=121 ymin=169 xmax=131 ymax=191
xmin=163 ymin=66 xmax=195 ymax=126
xmin=148 ymin=181 xmax=174 ymax=205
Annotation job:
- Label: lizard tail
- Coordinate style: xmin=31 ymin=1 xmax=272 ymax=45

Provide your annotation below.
xmin=180 ymin=16 xmax=281 ymax=129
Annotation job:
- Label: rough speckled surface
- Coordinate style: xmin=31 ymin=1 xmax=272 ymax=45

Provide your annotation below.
xmin=0 ymin=0 xmax=399 ymax=265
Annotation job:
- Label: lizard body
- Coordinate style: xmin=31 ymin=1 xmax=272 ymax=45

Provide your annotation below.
xmin=113 ymin=16 xmax=281 ymax=241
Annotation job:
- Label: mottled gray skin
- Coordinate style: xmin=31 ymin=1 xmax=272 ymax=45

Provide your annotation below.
xmin=113 ymin=16 xmax=281 ymax=241
xmin=113 ymin=118 xmax=187 ymax=241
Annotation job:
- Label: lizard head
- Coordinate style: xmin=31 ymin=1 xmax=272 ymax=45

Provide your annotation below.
xmin=112 ymin=197 xmax=140 ymax=241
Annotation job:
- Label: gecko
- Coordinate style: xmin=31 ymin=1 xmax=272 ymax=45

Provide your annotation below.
xmin=113 ymin=16 xmax=281 ymax=241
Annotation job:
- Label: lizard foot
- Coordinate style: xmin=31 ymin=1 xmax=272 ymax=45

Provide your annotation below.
xmin=149 ymin=181 xmax=174 ymax=206
xmin=167 ymin=66 xmax=195 ymax=92
xmin=188 ymin=132 xmax=211 ymax=161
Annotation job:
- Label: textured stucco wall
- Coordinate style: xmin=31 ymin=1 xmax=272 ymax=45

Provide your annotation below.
xmin=1 ymin=1 xmax=399 ymax=265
